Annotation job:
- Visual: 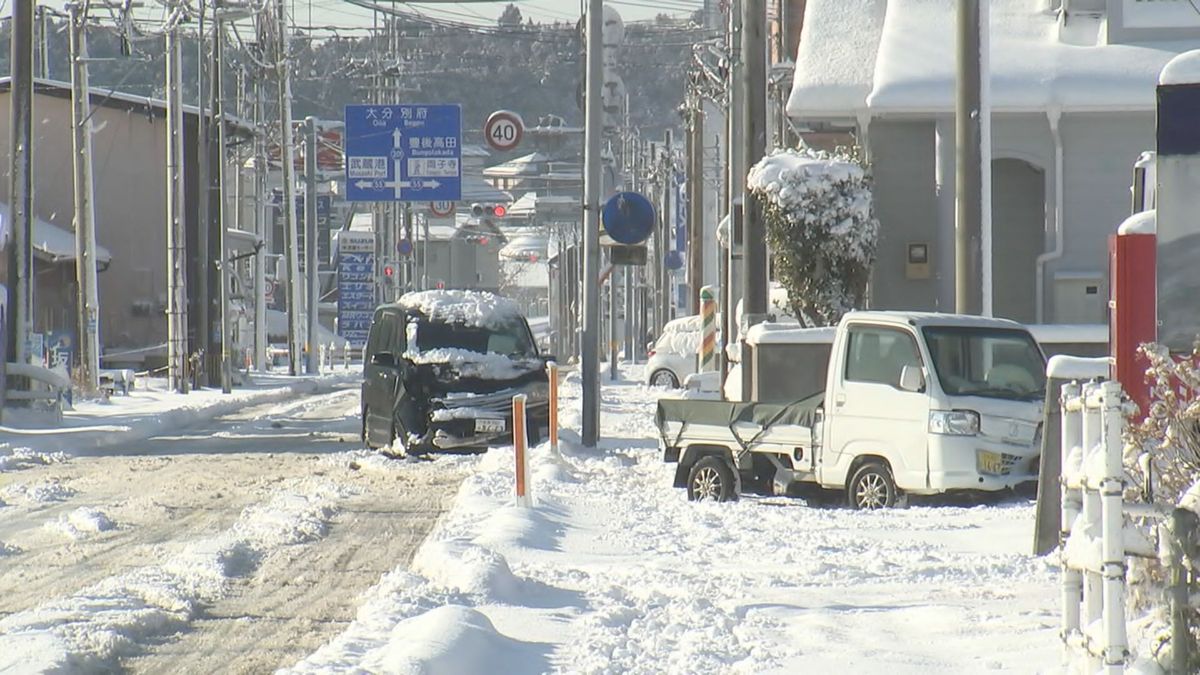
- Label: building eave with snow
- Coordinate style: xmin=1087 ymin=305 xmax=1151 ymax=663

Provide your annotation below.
xmin=787 ymin=0 xmax=1199 ymax=324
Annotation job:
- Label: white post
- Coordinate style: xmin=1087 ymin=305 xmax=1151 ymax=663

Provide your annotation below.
xmin=1081 ymin=382 xmax=1104 ymax=658
xmin=1060 ymin=380 xmax=1083 ymax=653
xmin=1099 ymin=380 xmax=1128 ymax=672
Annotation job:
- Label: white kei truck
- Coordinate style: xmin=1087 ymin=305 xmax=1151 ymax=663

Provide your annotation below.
xmin=655 ymin=311 xmax=1047 ymax=509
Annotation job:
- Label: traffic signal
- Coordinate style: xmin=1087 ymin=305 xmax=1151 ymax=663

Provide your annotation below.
xmin=383 ymin=262 xmax=395 ymax=278
xmin=471 ymin=202 xmax=508 ymax=219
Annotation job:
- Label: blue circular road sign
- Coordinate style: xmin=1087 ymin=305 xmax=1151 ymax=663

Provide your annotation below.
xmin=398 ymin=239 xmax=413 ymax=256
xmin=664 ymin=250 xmax=684 ymax=270
xmin=601 ymin=191 xmax=655 ymax=245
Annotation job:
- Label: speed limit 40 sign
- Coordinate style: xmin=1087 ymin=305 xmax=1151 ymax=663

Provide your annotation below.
xmin=485 ymin=110 xmax=524 ymax=152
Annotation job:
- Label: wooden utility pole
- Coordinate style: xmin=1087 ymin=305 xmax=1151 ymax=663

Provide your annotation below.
xmin=67 ymin=2 xmax=100 ymax=393
xmin=277 ymin=0 xmax=301 ymax=375
xmin=956 ymin=0 xmax=983 ymax=314
xmin=304 ymin=116 xmax=319 ymax=375
xmin=213 ymin=8 xmax=232 ymax=393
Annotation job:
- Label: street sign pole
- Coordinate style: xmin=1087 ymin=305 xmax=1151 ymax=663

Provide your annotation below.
xmin=582 ymin=0 xmax=603 ymax=447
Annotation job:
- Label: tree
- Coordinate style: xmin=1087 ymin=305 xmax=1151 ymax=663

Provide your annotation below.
xmin=498 ymin=4 xmax=523 ymax=27
xmin=746 ymin=147 xmax=879 ymax=327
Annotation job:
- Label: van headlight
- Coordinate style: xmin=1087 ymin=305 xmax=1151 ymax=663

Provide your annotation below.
xmin=929 ymin=409 xmax=980 ymax=436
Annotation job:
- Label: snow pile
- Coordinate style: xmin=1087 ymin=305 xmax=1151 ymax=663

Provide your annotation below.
xmin=4 ymin=479 xmax=76 ymax=503
xmin=398 ymin=290 xmax=522 ymax=329
xmin=408 ymin=348 xmax=540 ymax=380
xmin=748 ymin=147 xmax=879 ymax=326
xmin=290 ymin=370 xmax=1061 ymax=673
xmin=49 ymin=507 xmax=117 ymax=540
xmin=0 ymin=481 xmax=344 ymax=671
xmin=0 ymin=445 xmax=70 ymax=472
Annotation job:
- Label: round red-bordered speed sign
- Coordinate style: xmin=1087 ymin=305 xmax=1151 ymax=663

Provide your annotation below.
xmin=429 ymin=200 xmax=455 ymax=217
xmin=485 ymin=110 xmax=524 ymax=152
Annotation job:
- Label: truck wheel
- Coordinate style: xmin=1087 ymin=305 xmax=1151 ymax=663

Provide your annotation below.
xmin=847 ymin=462 xmax=897 ymax=510
xmin=687 ymin=456 xmax=738 ymax=502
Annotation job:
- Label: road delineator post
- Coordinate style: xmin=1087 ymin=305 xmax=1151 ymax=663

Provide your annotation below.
xmin=513 ymin=393 xmax=531 ymax=507
xmin=547 ymin=361 xmax=559 ymax=457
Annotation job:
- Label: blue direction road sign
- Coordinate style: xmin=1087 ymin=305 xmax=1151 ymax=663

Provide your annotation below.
xmin=344 ymin=104 xmax=462 ymax=202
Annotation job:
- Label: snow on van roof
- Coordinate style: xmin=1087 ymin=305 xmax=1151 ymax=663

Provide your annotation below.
xmin=397 ymin=290 xmax=522 ymax=329
xmin=1160 ymin=49 xmax=1200 ymax=86
xmin=867 ymin=0 xmax=1192 ymax=113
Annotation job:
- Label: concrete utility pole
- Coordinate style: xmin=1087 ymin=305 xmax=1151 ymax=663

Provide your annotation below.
xmin=660 ymin=129 xmax=673 ymax=331
xmin=213 ymin=9 xmax=232 ymax=394
xmin=8 ymin=0 xmax=34 ymax=368
xmin=955 ymin=0 xmax=983 ymax=315
xmin=165 ymin=19 xmax=189 ymax=393
xmin=252 ymin=76 xmax=268 ymax=372
xmin=196 ymin=3 xmax=210 ymax=387
xmin=724 ymin=0 xmax=745 ymax=398
xmin=687 ymin=103 xmax=704 ymax=313
xmin=277 ymin=0 xmax=302 ymax=375
xmin=67 ymin=2 xmax=100 ymax=393
xmin=741 ymin=0 xmax=769 ymax=340
xmin=304 ymin=116 xmax=320 ymax=375
xmin=581 ymin=0 xmax=603 ymax=447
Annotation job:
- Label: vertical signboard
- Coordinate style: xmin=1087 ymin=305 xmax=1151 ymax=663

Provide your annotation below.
xmin=336 ymin=231 xmax=376 ymax=349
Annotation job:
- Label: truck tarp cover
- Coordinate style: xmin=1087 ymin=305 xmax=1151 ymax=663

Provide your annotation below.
xmin=655 ymin=392 xmax=824 ymax=451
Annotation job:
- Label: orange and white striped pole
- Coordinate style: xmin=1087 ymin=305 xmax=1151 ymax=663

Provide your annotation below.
xmin=512 ymin=393 xmax=530 ymax=506
xmin=546 ymin=361 xmax=559 ymax=456
xmin=699 ymin=285 xmax=718 ymax=372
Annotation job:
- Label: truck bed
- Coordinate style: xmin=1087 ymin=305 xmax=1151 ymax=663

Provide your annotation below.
xmin=655 ymin=393 xmax=824 ymax=463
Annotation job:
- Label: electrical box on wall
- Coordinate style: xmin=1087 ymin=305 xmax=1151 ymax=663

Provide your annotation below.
xmin=1053 ymin=271 xmax=1106 ymax=324
xmin=905 ymin=242 xmax=931 ymax=280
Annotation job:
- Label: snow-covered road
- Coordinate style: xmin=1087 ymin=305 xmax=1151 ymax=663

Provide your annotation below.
xmin=0 ymin=385 xmax=466 ymax=673
xmin=286 ymin=368 xmax=1063 ymax=674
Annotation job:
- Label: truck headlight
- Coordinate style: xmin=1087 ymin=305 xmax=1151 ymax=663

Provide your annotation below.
xmin=929 ymin=409 xmax=980 ymax=436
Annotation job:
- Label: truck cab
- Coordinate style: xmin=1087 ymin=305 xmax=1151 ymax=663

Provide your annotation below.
xmin=657 ymin=311 xmax=1046 ymax=508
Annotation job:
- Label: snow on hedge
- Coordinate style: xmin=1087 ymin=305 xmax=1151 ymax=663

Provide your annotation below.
xmin=398 ymin=290 xmax=523 ymax=330
xmin=748 ymin=147 xmax=879 ymax=326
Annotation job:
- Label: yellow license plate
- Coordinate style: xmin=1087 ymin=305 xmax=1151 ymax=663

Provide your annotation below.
xmin=978 ymin=450 xmax=1004 ymax=476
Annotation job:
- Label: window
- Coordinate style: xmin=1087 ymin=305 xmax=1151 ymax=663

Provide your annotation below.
xmin=845 ymin=325 xmax=922 ymax=387
xmin=922 ymin=327 xmax=1045 ymax=401
xmin=366 ymin=310 xmax=398 ymax=360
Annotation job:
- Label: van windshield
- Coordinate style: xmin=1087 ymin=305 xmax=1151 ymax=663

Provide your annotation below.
xmin=921 ymin=327 xmax=1046 ymax=401
xmin=413 ymin=317 xmax=537 ymax=358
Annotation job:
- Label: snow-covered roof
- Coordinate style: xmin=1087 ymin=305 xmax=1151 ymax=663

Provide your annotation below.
xmin=396 ymin=290 xmax=522 ymax=329
xmin=461 ymin=175 xmax=512 ymax=203
xmin=786 ymin=0 xmax=887 ymax=119
xmin=483 ymin=153 xmax=551 ymax=178
xmin=790 ymin=0 xmax=1199 ymax=119
xmin=0 ymin=203 xmax=112 ymax=265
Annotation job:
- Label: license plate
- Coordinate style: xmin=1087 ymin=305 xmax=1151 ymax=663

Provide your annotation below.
xmin=977 ymin=450 xmax=1004 ymax=476
xmin=475 ymin=418 xmax=505 ymax=434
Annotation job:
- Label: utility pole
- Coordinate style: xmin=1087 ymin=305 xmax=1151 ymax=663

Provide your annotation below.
xmin=213 ymin=8 xmax=232 ymax=393
xmin=277 ymin=0 xmax=301 ymax=375
xmin=252 ymin=74 xmax=268 ymax=372
xmin=687 ymin=102 xmax=704 ymax=313
xmin=581 ymin=0 xmax=603 ymax=447
xmin=35 ymin=4 xmax=50 ymax=79
xmin=304 ymin=116 xmax=320 ymax=374
xmin=660 ymin=129 xmax=673 ymax=331
xmin=67 ymin=2 xmax=100 ymax=393
xmin=741 ymin=0 xmax=768 ymax=399
xmin=8 ymin=0 xmax=34 ymax=369
xmin=196 ymin=2 xmax=210 ymax=387
xmin=955 ymin=0 xmax=983 ymax=314
xmin=723 ymin=0 xmax=744 ymax=398
xmin=165 ymin=16 xmax=189 ymax=393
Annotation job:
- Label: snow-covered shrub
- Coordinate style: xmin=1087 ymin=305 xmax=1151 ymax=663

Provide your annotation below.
xmin=1127 ymin=341 xmax=1200 ymax=505
xmin=746 ymin=147 xmax=879 ymax=327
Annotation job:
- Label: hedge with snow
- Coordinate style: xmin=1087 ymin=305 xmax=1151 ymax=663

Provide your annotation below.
xmin=747 ymin=148 xmax=879 ymax=327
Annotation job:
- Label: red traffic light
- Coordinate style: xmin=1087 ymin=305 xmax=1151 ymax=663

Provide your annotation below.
xmin=478 ymin=237 xmax=490 ymax=246
xmin=492 ymin=204 xmax=507 ymax=218
xmin=384 ymin=265 xmax=395 ymax=277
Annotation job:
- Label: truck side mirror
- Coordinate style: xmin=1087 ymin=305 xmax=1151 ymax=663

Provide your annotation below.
xmin=898 ymin=365 xmax=925 ymax=393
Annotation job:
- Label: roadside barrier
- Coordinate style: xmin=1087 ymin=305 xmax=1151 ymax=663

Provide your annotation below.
xmin=547 ymin=361 xmax=559 ymax=457
xmin=513 ymin=393 xmax=531 ymax=507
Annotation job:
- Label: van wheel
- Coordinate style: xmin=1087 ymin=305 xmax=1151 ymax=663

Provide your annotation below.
xmin=362 ymin=406 xmax=377 ymax=449
xmin=847 ymin=461 xmax=897 ymax=510
xmin=687 ymin=456 xmax=738 ymax=502
xmin=650 ymin=369 xmax=680 ymax=388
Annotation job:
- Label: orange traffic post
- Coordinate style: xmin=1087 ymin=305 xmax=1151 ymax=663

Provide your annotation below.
xmin=512 ymin=393 xmax=530 ymax=506
xmin=546 ymin=361 xmax=559 ymax=456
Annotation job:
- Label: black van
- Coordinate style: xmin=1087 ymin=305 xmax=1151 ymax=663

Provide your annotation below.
xmin=360 ymin=290 xmax=551 ymax=454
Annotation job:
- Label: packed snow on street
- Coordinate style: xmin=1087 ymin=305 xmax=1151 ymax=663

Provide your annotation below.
xmin=0 ymin=366 xmax=1063 ymax=673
